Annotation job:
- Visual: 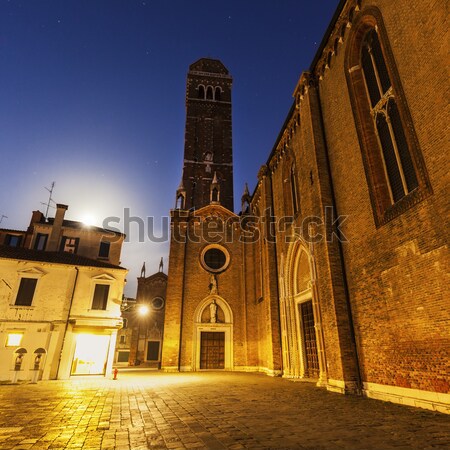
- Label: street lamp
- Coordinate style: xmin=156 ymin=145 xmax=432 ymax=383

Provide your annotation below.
xmin=135 ymin=303 xmax=149 ymax=365
xmin=138 ymin=304 xmax=149 ymax=316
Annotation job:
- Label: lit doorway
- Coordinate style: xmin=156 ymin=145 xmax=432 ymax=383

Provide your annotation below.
xmin=71 ymin=334 xmax=110 ymax=375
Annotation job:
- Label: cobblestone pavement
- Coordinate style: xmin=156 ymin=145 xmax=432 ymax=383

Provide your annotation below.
xmin=0 ymin=371 xmax=449 ymax=450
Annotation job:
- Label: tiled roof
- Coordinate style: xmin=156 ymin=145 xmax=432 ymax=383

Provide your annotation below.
xmin=189 ymin=58 xmax=230 ymax=75
xmin=0 ymin=245 xmax=126 ymax=270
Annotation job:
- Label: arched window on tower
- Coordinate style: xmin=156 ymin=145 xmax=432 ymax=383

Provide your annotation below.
xmin=345 ymin=10 xmax=430 ymax=226
xmin=176 ymin=193 xmax=185 ymax=209
xmin=204 ymin=152 xmax=213 ymax=173
xmin=206 ymin=86 xmax=213 ymax=100
xmin=198 ymin=85 xmax=205 ymax=99
xmin=215 ymin=87 xmax=221 ymax=101
xmin=211 ymin=188 xmax=219 ymax=202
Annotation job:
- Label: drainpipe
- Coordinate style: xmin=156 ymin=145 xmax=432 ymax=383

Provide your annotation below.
xmin=313 ymin=80 xmax=362 ymax=391
xmin=55 ymin=267 xmax=79 ymax=379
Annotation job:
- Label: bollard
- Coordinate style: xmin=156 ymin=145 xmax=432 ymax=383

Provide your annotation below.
xmin=113 ymin=368 xmax=118 ymax=380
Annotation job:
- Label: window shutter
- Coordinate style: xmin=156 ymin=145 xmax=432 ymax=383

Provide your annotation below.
xmin=15 ymin=278 xmax=38 ymax=306
xmin=92 ymin=284 xmax=110 ymax=310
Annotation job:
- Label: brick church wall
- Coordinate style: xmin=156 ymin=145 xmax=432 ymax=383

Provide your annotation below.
xmin=312 ymin=0 xmax=449 ymax=394
xmin=162 ymin=1 xmax=449 ymax=407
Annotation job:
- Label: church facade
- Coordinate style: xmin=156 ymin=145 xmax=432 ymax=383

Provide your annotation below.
xmin=162 ymin=0 xmax=449 ymax=413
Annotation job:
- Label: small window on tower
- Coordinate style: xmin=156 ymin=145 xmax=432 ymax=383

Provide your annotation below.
xmin=176 ymin=193 xmax=185 ymax=209
xmin=215 ymin=87 xmax=221 ymax=101
xmin=198 ymin=85 xmax=205 ymax=99
xmin=206 ymin=86 xmax=213 ymax=100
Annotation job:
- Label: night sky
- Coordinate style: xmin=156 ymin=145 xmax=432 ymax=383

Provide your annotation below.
xmin=0 ymin=0 xmax=338 ymax=296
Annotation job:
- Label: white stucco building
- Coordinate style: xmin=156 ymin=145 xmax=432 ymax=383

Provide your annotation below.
xmin=0 ymin=246 xmax=127 ymax=381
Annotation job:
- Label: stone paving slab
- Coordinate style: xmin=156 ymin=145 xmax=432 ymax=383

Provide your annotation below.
xmin=0 ymin=371 xmax=449 ymax=450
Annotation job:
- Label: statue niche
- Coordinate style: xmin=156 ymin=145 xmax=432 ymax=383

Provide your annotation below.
xmin=201 ymin=300 xmax=225 ymax=323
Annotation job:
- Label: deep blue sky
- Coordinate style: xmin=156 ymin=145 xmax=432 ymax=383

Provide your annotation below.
xmin=0 ymin=0 xmax=338 ymax=296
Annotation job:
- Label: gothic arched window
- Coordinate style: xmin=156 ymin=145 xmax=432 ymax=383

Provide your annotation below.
xmin=211 ymin=187 xmax=219 ymax=202
xmin=215 ymin=87 xmax=221 ymax=101
xmin=206 ymin=86 xmax=213 ymax=100
xmin=362 ymin=29 xmax=418 ymax=203
xmin=345 ymin=8 xmax=430 ymax=226
xmin=176 ymin=193 xmax=185 ymax=209
xmin=198 ymin=85 xmax=205 ymax=99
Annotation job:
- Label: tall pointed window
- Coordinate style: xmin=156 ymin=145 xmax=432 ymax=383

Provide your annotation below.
xmin=345 ymin=9 xmax=430 ymax=226
xmin=361 ymin=30 xmax=418 ymax=203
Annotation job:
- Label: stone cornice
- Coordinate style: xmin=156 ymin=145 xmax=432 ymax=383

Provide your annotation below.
xmin=313 ymin=0 xmax=362 ymax=81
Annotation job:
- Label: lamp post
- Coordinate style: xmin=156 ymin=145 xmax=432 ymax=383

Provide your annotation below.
xmin=135 ymin=304 xmax=149 ymax=365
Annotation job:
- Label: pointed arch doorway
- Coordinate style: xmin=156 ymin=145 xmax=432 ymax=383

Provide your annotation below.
xmin=281 ymin=239 xmax=327 ymax=384
xmin=193 ymin=296 xmax=233 ymax=371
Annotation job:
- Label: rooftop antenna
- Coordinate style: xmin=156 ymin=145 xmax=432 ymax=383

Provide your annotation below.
xmin=0 ymin=215 xmax=7 ymax=225
xmin=41 ymin=181 xmax=56 ymax=219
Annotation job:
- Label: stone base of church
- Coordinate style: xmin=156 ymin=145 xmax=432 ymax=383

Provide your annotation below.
xmin=326 ymin=379 xmax=360 ymax=395
xmin=362 ymin=382 xmax=450 ymax=414
xmin=234 ymin=366 xmax=282 ymax=377
xmin=162 ymin=365 xmax=282 ymax=376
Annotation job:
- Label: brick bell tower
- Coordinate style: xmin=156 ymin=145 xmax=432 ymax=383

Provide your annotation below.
xmin=177 ymin=58 xmax=234 ymax=212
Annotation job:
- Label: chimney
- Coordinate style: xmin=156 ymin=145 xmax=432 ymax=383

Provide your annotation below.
xmin=29 ymin=210 xmax=44 ymax=226
xmin=23 ymin=210 xmax=45 ymax=248
xmin=47 ymin=204 xmax=68 ymax=251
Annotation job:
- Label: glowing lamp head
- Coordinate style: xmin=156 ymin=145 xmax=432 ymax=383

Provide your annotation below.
xmin=137 ymin=304 xmax=149 ymax=316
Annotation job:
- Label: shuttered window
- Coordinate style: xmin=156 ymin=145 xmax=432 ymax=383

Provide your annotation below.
xmin=15 ymin=278 xmax=38 ymax=306
xmin=91 ymin=284 xmax=109 ymax=310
